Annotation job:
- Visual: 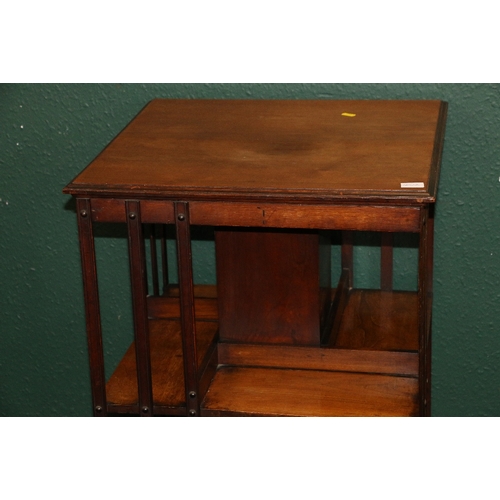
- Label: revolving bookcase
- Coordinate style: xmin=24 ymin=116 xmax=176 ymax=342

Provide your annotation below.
xmin=63 ymin=99 xmax=447 ymax=416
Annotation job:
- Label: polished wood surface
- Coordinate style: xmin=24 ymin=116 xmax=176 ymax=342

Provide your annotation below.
xmin=217 ymin=342 xmax=418 ymax=377
xmin=64 ymin=99 xmax=446 ymax=202
xmin=190 ymin=202 xmax=421 ymax=231
xmin=201 ymin=367 xmax=418 ymax=417
xmin=216 ymin=229 xmax=330 ymax=345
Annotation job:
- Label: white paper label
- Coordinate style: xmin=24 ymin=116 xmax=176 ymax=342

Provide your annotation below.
xmin=401 ymin=182 xmax=425 ymax=188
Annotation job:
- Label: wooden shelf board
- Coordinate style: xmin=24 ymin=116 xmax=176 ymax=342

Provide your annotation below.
xmin=106 ymin=319 xmax=218 ymax=408
xmin=218 ymin=343 xmax=418 ymax=377
xmin=106 ymin=287 xmax=420 ymax=415
xmin=165 ymin=284 xmax=218 ymax=299
xmin=201 ymin=366 xmax=419 ymax=417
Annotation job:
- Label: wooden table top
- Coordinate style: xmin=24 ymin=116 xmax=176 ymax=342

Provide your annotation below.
xmin=64 ymin=99 xmax=447 ymax=204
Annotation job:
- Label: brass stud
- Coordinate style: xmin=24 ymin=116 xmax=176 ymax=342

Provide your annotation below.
xmin=80 ymin=210 xmax=88 ymax=217
xmin=177 ymin=214 xmax=185 ymax=221
xmin=95 ymin=405 xmax=102 ymax=413
xmin=142 ymin=406 xmax=149 ymax=413
xmin=129 ymin=212 xmax=137 ymax=220
xmin=189 ymin=391 xmax=196 ymax=399
xmin=189 ymin=410 xmax=196 ymax=416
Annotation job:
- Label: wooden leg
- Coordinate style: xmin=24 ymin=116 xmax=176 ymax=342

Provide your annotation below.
xmin=126 ymin=201 xmax=153 ymax=417
xmin=425 ymin=322 xmax=432 ymax=416
xmin=175 ymin=202 xmax=199 ymax=417
xmin=76 ymin=198 xmax=107 ymax=416
xmin=418 ymin=206 xmax=431 ymax=416
xmin=425 ymin=207 xmax=435 ymax=416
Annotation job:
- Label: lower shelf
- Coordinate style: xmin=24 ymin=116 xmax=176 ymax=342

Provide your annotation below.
xmin=106 ymin=318 xmax=218 ymax=415
xmin=104 ymin=287 xmax=420 ymax=416
xmin=201 ymin=366 xmax=419 ymax=417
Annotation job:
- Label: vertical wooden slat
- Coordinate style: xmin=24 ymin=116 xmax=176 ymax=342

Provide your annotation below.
xmin=126 ymin=201 xmax=153 ymax=417
xmin=426 ymin=206 xmax=435 ymax=301
xmin=341 ymin=230 xmax=354 ymax=289
xmin=175 ymin=202 xmax=199 ymax=416
xmin=425 ymin=325 xmax=432 ymax=416
xmin=381 ymin=233 xmax=394 ymax=291
xmin=160 ymin=224 xmax=169 ymax=294
xmin=324 ymin=269 xmax=350 ymax=347
xmin=76 ymin=198 xmax=107 ymax=416
xmin=149 ymin=224 xmax=160 ymax=296
xmin=425 ymin=206 xmax=435 ymax=416
xmin=418 ymin=206 xmax=430 ymax=416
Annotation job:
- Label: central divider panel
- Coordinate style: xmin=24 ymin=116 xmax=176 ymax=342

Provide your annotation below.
xmin=215 ymin=228 xmax=331 ymax=346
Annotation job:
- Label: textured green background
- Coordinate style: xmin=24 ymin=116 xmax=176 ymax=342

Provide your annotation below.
xmin=1 ymin=83 xmax=499 ymax=416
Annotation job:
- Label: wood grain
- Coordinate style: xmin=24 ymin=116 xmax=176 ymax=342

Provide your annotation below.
xmin=64 ymin=99 xmax=445 ymax=203
xmin=191 ymin=202 xmax=420 ymax=232
xmin=334 ymin=290 xmax=419 ymax=351
xmin=215 ymin=229 xmax=329 ymax=345
xmin=218 ymin=343 xmax=418 ymax=377
xmin=201 ymin=367 xmax=419 ymax=416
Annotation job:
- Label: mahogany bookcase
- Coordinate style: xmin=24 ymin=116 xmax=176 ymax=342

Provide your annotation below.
xmin=64 ymin=99 xmax=447 ymax=417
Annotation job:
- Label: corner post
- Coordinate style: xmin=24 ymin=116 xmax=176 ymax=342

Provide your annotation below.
xmin=175 ymin=202 xmax=200 ymax=416
xmin=76 ymin=198 xmax=107 ymax=416
xmin=126 ymin=200 xmax=153 ymax=416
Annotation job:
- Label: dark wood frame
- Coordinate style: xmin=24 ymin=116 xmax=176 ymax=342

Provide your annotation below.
xmin=75 ymin=198 xmax=435 ymax=417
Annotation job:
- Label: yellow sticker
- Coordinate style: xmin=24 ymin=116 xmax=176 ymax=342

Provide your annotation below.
xmin=341 ymin=112 xmax=356 ymax=117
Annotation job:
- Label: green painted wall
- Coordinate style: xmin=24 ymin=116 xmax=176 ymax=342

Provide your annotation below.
xmin=1 ymin=83 xmax=499 ymax=416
